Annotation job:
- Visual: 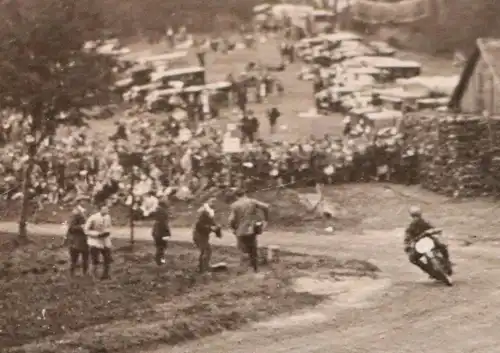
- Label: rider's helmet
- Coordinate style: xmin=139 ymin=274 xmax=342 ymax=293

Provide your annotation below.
xmin=409 ymin=206 xmax=422 ymax=217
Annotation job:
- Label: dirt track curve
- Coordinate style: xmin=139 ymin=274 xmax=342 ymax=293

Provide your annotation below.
xmin=165 ymin=228 xmax=500 ymax=353
xmin=4 ymin=222 xmax=499 ymax=353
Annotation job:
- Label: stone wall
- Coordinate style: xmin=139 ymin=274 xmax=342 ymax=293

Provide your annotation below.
xmin=401 ymin=111 xmax=500 ymax=197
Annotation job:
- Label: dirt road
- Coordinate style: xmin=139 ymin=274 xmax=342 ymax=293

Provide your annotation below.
xmin=3 ymin=222 xmax=499 ymax=352
xmin=156 ymin=227 xmax=498 ymax=353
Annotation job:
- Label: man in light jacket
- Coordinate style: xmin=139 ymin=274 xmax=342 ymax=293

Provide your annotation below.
xmin=193 ymin=197 xmax=221 ymax=272
xmin=84 ymin=205 xmax=113 ymax=279
xmin=228 ymin=189 xmax=269 ymax=272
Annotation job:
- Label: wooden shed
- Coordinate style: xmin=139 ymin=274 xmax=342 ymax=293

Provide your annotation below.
xmin=448 ymin=38 xmax=500 ymax=114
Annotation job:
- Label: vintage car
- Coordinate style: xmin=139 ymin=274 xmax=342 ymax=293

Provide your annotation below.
xmin=151 ymin=66 xmax=206 ymax=88
xmin=344 ymin=56 xmax=421 ymax=80
xmin=369 ymin=41 xmax=397 ymax=56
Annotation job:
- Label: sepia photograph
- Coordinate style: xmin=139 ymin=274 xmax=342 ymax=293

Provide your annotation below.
xmin=0 ymin=0 xmax=498 ymax=352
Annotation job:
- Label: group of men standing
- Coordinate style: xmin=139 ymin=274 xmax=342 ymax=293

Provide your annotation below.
xmin=65 ymin=204 xmax=113 ymax=279
xmin=238 ymin=107 xmax=281 ymax=143
xmin=64 ymin=189 xmax=269 ymax=279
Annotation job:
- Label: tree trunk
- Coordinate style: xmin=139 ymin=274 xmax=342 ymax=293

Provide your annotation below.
xmin=333 ymin=0 xmax=339 ymax=30
xmin=18 ymin=160 xmax=34 ymax=239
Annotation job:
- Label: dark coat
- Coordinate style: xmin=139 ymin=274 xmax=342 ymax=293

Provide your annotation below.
xmin=194 ymin=206 xmax=219 ymax=237
xmin=229 ymin=196 xmax=269 ymax=237
xmin=152 ymin=207 xmax=171 ymax=242
xmin=66 ymin=213 xmax=88 ymax=251
xmin=404 ymin=217 xmax=433 ymax=247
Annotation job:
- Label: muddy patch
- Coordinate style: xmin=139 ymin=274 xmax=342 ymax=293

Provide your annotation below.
xmin=255 ymin=311 xmax=329 ymax=328
xmin=256 ymin=276 xmax=391 ymax=329
xmin=293 ymin=276 xmax=392 ymax=309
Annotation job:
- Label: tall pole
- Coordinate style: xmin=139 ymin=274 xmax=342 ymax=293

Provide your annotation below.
xmin=333 ymin=0 xmax=339 ymax=31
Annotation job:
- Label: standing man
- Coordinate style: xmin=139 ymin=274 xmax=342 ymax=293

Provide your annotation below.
xmin=64 ymin=204 xmax=88 ymax=276
xmin=240 ymin=113 xmax=251 ymax=143
xmin=193 ymin=197 xmax=221 ymax=272
xmin=84 ymin=205 xmax=113 ymax=280
xmin=236 ymin=82 xmax=248 ymax=113
xmin=249 ymin=112 xmax=259 ymax=143
xmin=151 ymin=200 xmax=171 ymax=265
xmin=267 ymin=107 xmax=280 ymax=134
xmin=228 ymin=189 xmax=269 ymax=272
xmin=166 ymin=26 xmax=175 ymax=48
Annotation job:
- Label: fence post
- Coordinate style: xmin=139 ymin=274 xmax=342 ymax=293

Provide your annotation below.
xmin=484 ymin=110 xmax=493 ymax=153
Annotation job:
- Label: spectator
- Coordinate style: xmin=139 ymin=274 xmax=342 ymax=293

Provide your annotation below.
xmin=166 ymin=26 xmax=174 ymax=48
xmin=84 ymin=205 xmax=113 ymax=280
xmin=228 ymin=189 xmax=269 ymax=272
xmin=151 ymin=200 xmax=171 ymax=265
xmin=193 ymin=197 xmax=221 ymax=272
xmin=64 ymin=204 xmax=88 ymax=276
xmin=249 ymin=114 xmax=260 ymax=142
xmin=267 ymin=107 xmax=280 ymax=134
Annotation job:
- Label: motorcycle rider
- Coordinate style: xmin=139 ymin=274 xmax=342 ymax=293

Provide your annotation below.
xmin=404 ymin=206 xmax=452 ymax=275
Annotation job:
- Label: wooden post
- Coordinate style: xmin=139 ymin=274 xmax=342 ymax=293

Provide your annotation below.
xmin=227 ymin=154 xmax=233 ymax=187
xmin=129 ymin=172 xmax=136 ymax=247
xmin=484 ymin=110 xmax=493 ymax=153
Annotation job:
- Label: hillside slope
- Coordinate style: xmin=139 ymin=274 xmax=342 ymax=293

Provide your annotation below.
xmin=98 ymin=0 xmax=499 ymax=53
xmin=355 ymin=0 xmax=500 ymax=53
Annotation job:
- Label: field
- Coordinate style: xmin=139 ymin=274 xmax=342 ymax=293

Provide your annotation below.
xmin=0 ymin=233 xmax=377 ymax=353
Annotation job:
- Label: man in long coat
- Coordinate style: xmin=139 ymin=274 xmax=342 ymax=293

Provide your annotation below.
xmin=151 ymin=200 xmax=171 ymax=265
xmin=228 ymin=189 xmax=269 ymax=272
xmin=193 ymin=197 xmax=221 ymax=272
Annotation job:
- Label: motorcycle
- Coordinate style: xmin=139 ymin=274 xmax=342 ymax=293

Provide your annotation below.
xmin=413 ymin=229 xmax=453 ymax=286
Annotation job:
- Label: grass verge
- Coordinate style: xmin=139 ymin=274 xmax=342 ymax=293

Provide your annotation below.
xmin=0 ymin=189 xmax=328 ymax=230
xmin=0 ymin=233 xmax=378 ymax=353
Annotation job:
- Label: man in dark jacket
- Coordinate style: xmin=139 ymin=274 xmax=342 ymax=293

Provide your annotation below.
xmin=249 ymin=114 xmax=259 ymax=143
xmin=151 ymin=200 xmax=171 ymax=265
xmin=64 ymin=205 xmax=89 ymax=276
xmin=240 ymin=114 xmax=251 ymax=143
xmin=193 ymin=197 xmax=221 ymax=272
xmin=228 ymin=189 xmax=269 ymax=272
xmin=267 ymin=107 xmax=280 ymax=134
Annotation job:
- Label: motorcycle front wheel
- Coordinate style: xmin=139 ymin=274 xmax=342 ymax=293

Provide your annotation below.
xmin=429 ymin=257 xmax=453 ymax=286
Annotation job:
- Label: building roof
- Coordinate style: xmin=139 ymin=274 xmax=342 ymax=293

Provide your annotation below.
xmin=448 ymin=38 xmax=500 ymax=109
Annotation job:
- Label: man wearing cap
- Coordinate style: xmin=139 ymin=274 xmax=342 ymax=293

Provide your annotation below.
xmin=267 ymin=107 xmax=280 ymax=134
xmin=84 ymin=205 xmax=113 ymax=280
xmin=228 ymin=189 xmax=269 ymax=272
xmin=64 ymin=204 xmax=89 ymax=276
xmin=193 ymin=197 xmax=221 ymax=272
xmin=249 ymin=113 xmax=259 ymax=143
xmin=151 ymin=200 xmax=171 ymax=265
xmin=240 ymin=112 xmax=252 ymax=143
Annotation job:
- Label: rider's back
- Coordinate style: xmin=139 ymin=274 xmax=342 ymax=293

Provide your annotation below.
xmin=404 ymin=217 xmax=433 ymax=246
